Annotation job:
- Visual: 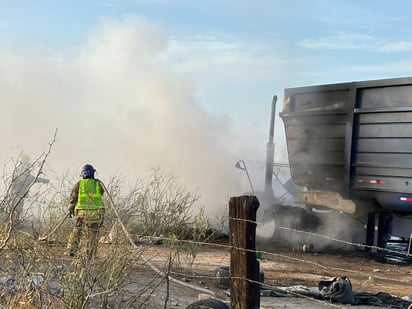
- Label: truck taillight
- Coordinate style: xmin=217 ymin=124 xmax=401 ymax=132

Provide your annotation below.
xmin=357 ymin=178 xmax=385 ymax=185
xmin=400 ymin=197 xmax=412 ymax=202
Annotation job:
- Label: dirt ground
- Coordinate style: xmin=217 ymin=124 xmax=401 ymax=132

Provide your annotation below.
xmin=138 ymin=239 xmax=412 ymax=308
xmin=4 ymin=229 xmax=412 ymax=308
xmin=255 ymin=241 xmax=412 ymax=297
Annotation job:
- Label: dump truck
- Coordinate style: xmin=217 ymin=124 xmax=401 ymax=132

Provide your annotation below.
xmin=264 ymin=76 xmax=412 ymax=252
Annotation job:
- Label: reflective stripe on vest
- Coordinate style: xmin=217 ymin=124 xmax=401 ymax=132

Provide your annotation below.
xmin=75 ymin=179 xmax=103 ymax=210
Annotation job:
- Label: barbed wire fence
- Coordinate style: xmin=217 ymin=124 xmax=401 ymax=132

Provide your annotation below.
xmin=141 ymin=234 xmax=412 ymax=284
xmin=1 ymin=158 xmax=412 ymax=309
xmin=100 ymin=192 xmax=412 ymax=308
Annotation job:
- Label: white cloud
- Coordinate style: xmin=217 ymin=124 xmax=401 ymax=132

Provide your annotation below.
xmin=344 ymin=60 xmax=412 ymax=76
xmin=300 ymin=31 xmax=412 ymax=53
xmin=163 ymin=34 xmax=306 ymax=107
xmin=379 ymin=41 xmax=412 ymax=52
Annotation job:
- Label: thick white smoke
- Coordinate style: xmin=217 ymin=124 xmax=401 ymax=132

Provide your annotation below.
xmin=0 ymin=15 xmax=251 ymax=217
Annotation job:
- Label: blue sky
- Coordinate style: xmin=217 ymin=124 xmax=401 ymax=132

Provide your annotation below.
xmin=1 ymin=0 xmax=412 ymax=212
xmin=2 ymin=1 xmax=411 ymax=111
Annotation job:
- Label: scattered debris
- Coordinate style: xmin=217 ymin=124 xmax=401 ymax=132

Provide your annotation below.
xmin=0 ymin=275 xmax=17 ymax=294
xmin=302 ymin=244 xmax=314 ymax=253
xmin=262 ymin=276 xmax=412 ymax=308
xmin=30 ymin=274 xmax=44 ymax=289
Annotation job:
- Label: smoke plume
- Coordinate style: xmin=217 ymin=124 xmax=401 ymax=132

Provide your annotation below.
xmin=0 ymin=15 xmax=248 ymax=217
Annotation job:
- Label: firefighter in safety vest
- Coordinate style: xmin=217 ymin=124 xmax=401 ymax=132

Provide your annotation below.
xmin=66 ymin=164 xmax=105 ymax=258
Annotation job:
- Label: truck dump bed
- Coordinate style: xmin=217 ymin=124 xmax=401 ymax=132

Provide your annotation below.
xmin=280 ymin=77 xmax=412 ymax=212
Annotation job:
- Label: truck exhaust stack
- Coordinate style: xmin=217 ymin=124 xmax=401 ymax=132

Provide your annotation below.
xmin=264 ymin=95 xmax=277 ymax=198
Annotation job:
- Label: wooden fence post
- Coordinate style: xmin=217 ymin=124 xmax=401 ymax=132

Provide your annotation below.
xmin=229 ymin=195 xmax=260 ymax=309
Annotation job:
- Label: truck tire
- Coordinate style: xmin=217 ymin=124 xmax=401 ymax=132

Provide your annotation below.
xmin=270 ymin=206 xmax=291 ymax=242
xmin=271 ymin=206 xmax=310 ymax=245
xmin=258 ymin=203 xmax=285 ymax=242
xmin=270 ymin=210 xmax=281 ymax=241
xmin=186 ymin=298 xmax=229 ymax=309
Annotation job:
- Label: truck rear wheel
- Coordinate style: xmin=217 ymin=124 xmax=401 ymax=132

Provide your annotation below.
xmin=266 ymin=205 xmax=306 ymax=244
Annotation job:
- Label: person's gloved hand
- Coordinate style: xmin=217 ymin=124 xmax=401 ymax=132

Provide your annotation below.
xmin=68 ymin=204 xmax=75 ymax=218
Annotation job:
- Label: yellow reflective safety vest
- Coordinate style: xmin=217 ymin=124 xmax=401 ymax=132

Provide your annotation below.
xmin=75 ymin=179 xmax=103 ymax=211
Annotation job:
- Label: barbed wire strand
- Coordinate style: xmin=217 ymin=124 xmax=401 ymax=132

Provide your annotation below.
xmin=231 ymin=216 xmax=411 ymax=257
xmin=95 ymin=212 xmax=412 ymax=297
xmin=99 ymin=182 xmax=216 ymax=298
xmin=28 ymin=192 xmax=412 ymax=304
xmin=127 ymin=234 xmax=411 ymax=305
xmin=149 ymin=212 xmax=412 ymax=287
xmin=144 ymin=234 xmax=412 ymax=288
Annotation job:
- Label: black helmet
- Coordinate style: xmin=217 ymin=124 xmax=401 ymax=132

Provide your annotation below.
xmin=80 ymin=164 xmax=96 ymax=178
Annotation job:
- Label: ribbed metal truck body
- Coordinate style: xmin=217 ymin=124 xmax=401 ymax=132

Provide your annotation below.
xmin=280 ymin=77 xmax=412 ymax=214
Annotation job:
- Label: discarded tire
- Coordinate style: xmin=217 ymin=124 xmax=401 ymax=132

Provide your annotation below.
xmin=186 ymin=298 xmax=229 ymax=309
xmin=303 ymin=243 xmax=314 ymax=253
xmin=215 ymin=266 xmax=229 ymax=289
